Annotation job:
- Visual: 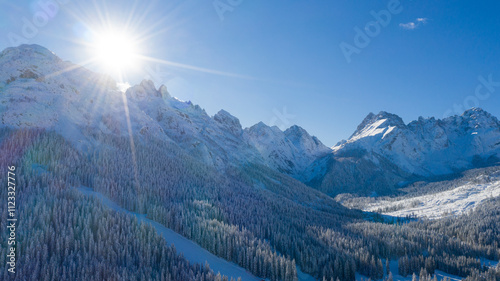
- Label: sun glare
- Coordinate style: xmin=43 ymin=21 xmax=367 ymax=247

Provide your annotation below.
xmin=91 ymin=29 xmax=139 ymax=74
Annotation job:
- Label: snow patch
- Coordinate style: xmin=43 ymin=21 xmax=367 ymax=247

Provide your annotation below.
xmin=364 ymin=177 xmax=500 ymax=219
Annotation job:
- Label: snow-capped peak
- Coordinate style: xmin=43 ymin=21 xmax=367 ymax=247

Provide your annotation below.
xmin=462 ymin=107 xmax=489 ymax=117
xmin=244 ymin=123 xmax=330 ymax=177
xmin=213 ymin=109 xmax=243 ymax=136
xmin=334 ymin=108 xmax=500 ymax=177
xmin=459 ymin=107 xmax=500 ymax=128
xmin=355 ymin=111 xmax=405 ymax=132
xmin=158 ymin=84 xmax=171 ymax=99
xmin=0 ymin=44 xmax=60 ymax=63
xmin=126 ymin=79 xmax=162 ymax=100
xmin=1 ymin=44 xmax=60 ymax=83
xmin=342 ymin=111 xmax=405 ymax=145
xmin=284 ymin=125 xmax=330 ymax=156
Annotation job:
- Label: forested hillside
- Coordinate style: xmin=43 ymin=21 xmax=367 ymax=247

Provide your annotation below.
xmin=0 ymin=128 xmax=498 ymax=280
xmin=0 ymin=129 xmax=228 ymax=281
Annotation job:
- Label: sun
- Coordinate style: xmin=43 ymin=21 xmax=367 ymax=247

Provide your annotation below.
xmin=90 ymin=29 xmax=139 ymax=75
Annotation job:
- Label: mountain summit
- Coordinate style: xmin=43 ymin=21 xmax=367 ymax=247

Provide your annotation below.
xmin=244 ymin=122 xmax=330 ymax=177
xmin=311 ymin=109 xmax=500 ymax=195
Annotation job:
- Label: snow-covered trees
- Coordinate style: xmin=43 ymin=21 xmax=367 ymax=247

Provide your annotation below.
xmin=0 ymin=128 xmax=499 ymax=280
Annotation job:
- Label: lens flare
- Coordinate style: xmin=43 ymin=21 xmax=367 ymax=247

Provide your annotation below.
xmin=91 ymin=28 xmax=139 ymax=74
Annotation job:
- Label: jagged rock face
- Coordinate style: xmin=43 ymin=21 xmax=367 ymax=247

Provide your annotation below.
xmin=244 ymin=122 xmax=330 ymax=178
xmin=214 ymin=110 xmax=243 ymax=136
xmin=334 ymin=109 xmax=500 ymax=176
xmin=284 ymin=125 xmax=329 ymax=157
xmin=126 ymin=80 xmax=162 ymax=100
xmin=311 ymin=109 xmax=500 ymax=195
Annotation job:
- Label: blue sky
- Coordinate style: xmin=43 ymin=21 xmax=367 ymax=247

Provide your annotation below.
xmin=1 ymin=0 xmax=500 ymax=146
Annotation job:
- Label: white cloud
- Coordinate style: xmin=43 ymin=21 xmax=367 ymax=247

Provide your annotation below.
xmin=400 ymin=18 xmax=428 ymax=30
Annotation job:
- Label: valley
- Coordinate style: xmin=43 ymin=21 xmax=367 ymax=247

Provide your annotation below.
xmin=0 ymin=44 xmax=498 ymax=281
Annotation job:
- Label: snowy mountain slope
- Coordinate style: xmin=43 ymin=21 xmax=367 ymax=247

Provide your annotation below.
xmin=244 ymin=122 xmax=330 ymax=178
xmin=125 ymin=80 xmax=266 ymax=168
xmin=125 ymin=81 xmax=329 ymax=172
xmin=0 ymin=44 xmax=328 ymax=173
xmin=308 ymin=109 xmax=500 ymax=195
xmin=364 ymin=173 xmax=500 ymax=219
xmin=334 ymin=109 xmax=500 ymax=176
xmin=0 ymin=44 xmax=254 ymax=168
xmin=336 ymin=166 xmax=500 ymax=220
xmin=0 ymin=44 xmax=167 ymax=150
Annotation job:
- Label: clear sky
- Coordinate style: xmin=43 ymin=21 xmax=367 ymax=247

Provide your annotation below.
xmin=1 ymin=0 xmax=500 ymax=146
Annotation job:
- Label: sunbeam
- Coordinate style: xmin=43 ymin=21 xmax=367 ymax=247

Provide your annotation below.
xmin=138 ymin=55 xmax=256 ymax=80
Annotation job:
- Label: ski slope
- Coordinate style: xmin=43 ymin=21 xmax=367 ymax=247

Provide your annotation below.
xmin=77 ymin=186 xmax=260 ymax=281
xmin=77 ymin=186 xmax=317 ymax=281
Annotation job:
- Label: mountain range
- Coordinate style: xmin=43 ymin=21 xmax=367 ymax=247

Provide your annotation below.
xmin=2 ymin=44 xmax=499 ymax=197
xmin=2 ymin=44 xmax=500 ymax=281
